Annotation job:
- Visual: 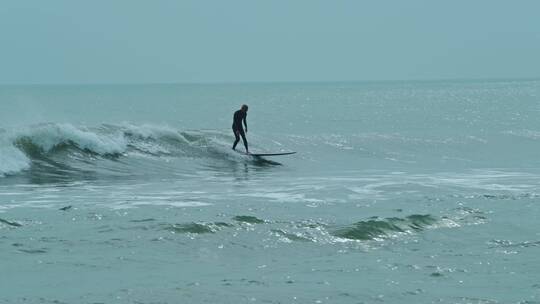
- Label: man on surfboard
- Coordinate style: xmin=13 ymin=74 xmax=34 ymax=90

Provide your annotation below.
xmin=232 ymin=104 xmax=249 ymax=154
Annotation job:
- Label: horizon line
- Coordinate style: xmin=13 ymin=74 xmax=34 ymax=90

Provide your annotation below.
xmin=1 ymin=76 xmax=539 ymax=86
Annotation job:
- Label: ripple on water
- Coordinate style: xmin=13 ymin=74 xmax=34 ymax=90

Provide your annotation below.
xmin=0 ymin=218 xmax=22 ymax=227
xmin=332 ymin=214 xmax=438 ymax=241
xmin=232 ymin=215 xmax=265 ymax=224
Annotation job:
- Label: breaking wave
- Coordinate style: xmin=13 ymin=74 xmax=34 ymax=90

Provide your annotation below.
xmin=0 ymin=123 xmax=251 ymax=179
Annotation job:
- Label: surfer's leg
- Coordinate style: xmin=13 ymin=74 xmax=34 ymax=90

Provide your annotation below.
xmin=239 ymin=129 xmax=248 ymax=152
xmin=232 ymin=128 xmax=240 ymax=150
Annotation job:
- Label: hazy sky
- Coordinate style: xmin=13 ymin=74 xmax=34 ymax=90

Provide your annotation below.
xmin=1 ymin=0 xmax=539 ymax=84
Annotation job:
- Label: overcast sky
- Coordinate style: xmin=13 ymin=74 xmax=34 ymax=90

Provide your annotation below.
xmin=1 ymin=0 xmax=539 ymax=84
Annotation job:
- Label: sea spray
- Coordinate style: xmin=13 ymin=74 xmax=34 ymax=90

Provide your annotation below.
xmin=0 ymin=131 xmax=30 ymax=176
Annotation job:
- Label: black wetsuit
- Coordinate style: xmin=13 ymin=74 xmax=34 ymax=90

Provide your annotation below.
xmin=232 ymin=110 xmax=248 ymax=152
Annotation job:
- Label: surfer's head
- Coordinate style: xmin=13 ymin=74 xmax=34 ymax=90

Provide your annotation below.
xmin=241 ymin=104 xmax=248 ymax=112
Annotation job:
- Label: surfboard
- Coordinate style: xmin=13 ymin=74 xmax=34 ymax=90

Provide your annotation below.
xmin=250 ymin=152 xmax=296 ymax=157
xmin=235 ymin=151 xmax=296 ymax=157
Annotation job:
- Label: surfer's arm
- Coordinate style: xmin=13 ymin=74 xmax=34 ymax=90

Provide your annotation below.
xmin=243 ymin=117 xmax=247 ymax=132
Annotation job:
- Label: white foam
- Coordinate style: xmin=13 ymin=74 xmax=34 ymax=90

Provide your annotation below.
xmin=16 ymin=123 xmax=128 ymax=155
xmin=130 ymin=201 xmax=212 ymax=207
xmin=0 ymin=136 xmax=30 ymax=177
xmin=238 ymin=191 xmax=325 ymax=203
xmin=121 ymin=123 xmax=183 ymax=141
xmin=503 ymin=129 xmax=540 ymax=140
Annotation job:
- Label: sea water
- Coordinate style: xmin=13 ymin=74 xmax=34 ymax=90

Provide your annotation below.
xmin=1 ymin=80 xmax=539 ymax=303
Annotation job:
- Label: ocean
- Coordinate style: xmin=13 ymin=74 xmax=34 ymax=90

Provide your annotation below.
xmin=1 ymin=80 xmax=539 ymax=303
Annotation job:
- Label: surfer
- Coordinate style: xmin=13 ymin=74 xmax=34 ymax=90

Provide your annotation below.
xmin=232 ymin=104 xmax=249 ymax=154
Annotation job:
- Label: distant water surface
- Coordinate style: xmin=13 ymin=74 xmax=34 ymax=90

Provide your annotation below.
xmin=1 ymin=80 xmax=540 ymax=303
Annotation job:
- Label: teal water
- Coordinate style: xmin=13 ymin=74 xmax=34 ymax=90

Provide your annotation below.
xmin=1 ymin=80 xmax=540 ymax=303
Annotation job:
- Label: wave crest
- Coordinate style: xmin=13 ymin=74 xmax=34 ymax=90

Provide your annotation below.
xmin=13 ymin=123 xmax=127 ymax=156
xmin=332 ymin=214 xmax=437 ymax=240
xmin=0 ymin=123 xmax=245 ymax=178
xmin=0 ymin=133 xmax=31 ymax=176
